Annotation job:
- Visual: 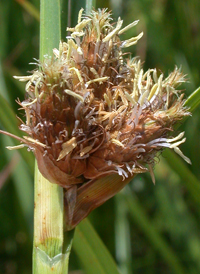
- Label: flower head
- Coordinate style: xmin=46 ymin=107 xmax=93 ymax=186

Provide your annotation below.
xmin=1 ymin=9 xmax=191 ymax=229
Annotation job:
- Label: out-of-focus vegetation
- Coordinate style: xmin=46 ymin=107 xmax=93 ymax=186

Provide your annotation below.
xmin=0 ymin=0 xmax=200 ymax=273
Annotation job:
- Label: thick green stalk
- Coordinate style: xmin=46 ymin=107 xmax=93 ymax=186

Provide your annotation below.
xmin=33 ymin=164 xmax=69 ymax=273
xmin=33 ymin=0 xmax=72 ymax=273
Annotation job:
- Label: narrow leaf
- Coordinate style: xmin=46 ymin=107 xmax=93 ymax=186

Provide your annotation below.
xmin=184 ymin=86 xmax=200 ymax=112
xmin=73 ymin=218 xmax=121 ymax=274
xmin=124 ymin=188 xmax=187 ymax=274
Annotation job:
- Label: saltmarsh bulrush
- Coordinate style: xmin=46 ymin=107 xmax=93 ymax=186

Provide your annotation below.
xmin=1 ymin=9 xmax=191 ymax=229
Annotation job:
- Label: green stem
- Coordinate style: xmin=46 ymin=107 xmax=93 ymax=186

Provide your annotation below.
xmin=39 ymin=0 xmax=61 ymax=60
xmin=33 ymin=164 xmax=69 ymax=273
xmin=85 ymin=0 xmax=96 ymax=14
xmin=33 ymin=0 xmax=73 ymax=273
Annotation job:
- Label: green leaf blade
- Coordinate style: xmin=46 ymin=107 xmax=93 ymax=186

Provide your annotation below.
xmin=74 ymin=219 xmax=121 ymax=274
xmin=184 ymin=86 xmax=200 ymax=113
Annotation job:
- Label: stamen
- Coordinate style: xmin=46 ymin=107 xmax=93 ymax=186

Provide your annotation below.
xmin=118 ymin=20 xmax=139 ymax=35
xmin=116 ymin=166 xmax=128 ymax=180
xmin=148 ymin=83 xmax=158 ymax=101
xmin=69 ymin=67 xmax=84 ymax=83
xmin=167 ymin=132 xmax=185 ymax=143
xmin=173 ymin=147 xmax=191 ymax=164
xmin=23 ymin=136 xmax=46 ymax=148
xmin=153 ymin=69 xmax=158 ymax=83
xmin=111 ymin=139 xmax=124 ymax=147
xmin=125 ymin=163 xmax=133 ymax=175
xmin=169 ymin=138 xmax=186 ymax=148
xmin=21 ymin=98 xmax=38 ymax=106
xmin=89 ymin=67 xmax=99 ymax=78
xmin=13 ymin=75 xmax=32 ymax=81
xmin=64 ymin=89 xmax=84 ymax=102
xmin=132 ymin=167 xmax=148 ymax=173
xmin=53 ymin=48 xmax=59 ymax=58
xmin=121 ymin=32 xmax=143 ymax=48
xmin=138 ymin=90 xmax=149 ymax=106
xmin=78 ymin=8 xmax=84 ymax=24
xmin=6 ymin=144 xmax=26 ymax=150
xmin=103 ymin=17 xmax=123 ymax=42
xmin=67 ymin=19 xmax=91 ymax=34
xmin=86 ymin=76 xmax=109 ymax=87
xmin=125 ymin=91 xmax=137 ymax=105
xmin=137 ymin=68 xmax=144 ymax=90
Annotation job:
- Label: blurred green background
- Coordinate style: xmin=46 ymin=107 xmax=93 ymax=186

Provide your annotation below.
xmin=0 ymin=0 xmax=200 ymax=273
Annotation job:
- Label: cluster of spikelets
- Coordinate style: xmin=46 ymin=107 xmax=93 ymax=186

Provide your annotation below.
xmin=1 ymin=9 xmax=191 ymax=228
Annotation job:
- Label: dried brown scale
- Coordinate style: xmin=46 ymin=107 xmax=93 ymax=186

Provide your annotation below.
xmin=1 ymin=9 xmax=192 ymax=228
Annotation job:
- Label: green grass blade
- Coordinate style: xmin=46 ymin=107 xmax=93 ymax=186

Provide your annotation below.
xmin=184 ymin=86 xmax=200 ymax=112
xmin=73 ymin=218 xmax=121 ymax=274
xmin=124 ymin=188 xmax=187 ymax=274
xmin=115 ymin=193 xmax=132 ymax=274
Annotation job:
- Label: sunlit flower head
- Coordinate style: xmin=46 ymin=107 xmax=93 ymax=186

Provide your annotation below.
xmin=1 ymin=9 xmax=191 ymax=229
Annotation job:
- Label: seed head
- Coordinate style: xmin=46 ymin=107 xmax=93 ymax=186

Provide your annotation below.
xmin=2 ymin=9 xmax=191 ymax=229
